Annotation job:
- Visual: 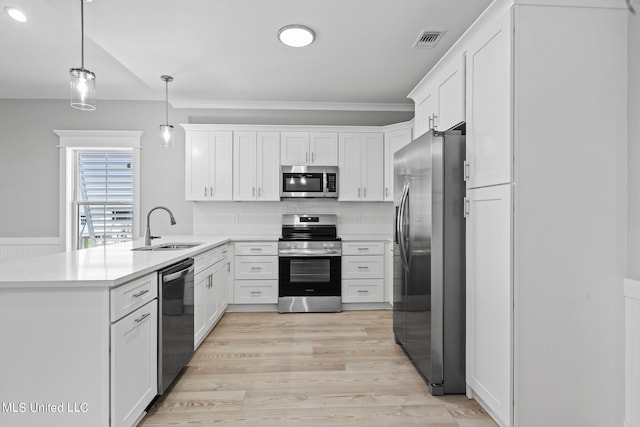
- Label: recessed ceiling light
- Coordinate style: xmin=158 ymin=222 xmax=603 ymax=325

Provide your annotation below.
xmin=4 ymin=6 xmax=27 ymax=23
xmin=278 ymin=25 xmax=315 ymax=47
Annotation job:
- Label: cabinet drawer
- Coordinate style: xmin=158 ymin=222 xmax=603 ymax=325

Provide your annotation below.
xmin=234 ymin=280 xmax=278 ymax=304
xmin=342 ymin=241 xmax=385 ymax=255
xmin=234 ymin=242 xmax=278 ymax=256
xmin=219 ymin=243 xmax=231 ymax=260
xmin=235 ymin=256 xmax=278 ymax=279
xmin=111 ymin=272 xmax=158 ymax=322
xmin=342 ymin=279 xmax=384 ymax=303
xmin=194 ymin=247 xmax=221 ymax=274
xmin=342 ymin=255 xmax=384 ymax=279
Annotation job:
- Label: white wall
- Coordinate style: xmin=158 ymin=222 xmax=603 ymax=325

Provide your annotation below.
xmin=0 ymin=99 xmax=192 ymax=239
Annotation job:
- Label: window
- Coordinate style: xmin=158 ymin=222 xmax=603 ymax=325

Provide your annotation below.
xmin=55 ymin=130 xmax=142 ymax=252
xmin=75 ymin=151 xmax=134 ymax=249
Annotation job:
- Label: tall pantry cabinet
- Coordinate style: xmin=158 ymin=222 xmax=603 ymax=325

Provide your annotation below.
xmin=409 ymin=1 xmax=627 ymax=426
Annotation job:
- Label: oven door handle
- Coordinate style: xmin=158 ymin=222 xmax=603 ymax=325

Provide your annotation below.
xmin=278 ymin=250 xmax=341 ymax=257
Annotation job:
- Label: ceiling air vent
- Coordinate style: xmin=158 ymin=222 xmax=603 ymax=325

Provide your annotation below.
xmin=413 ymin=30 xmax=445 ymax=49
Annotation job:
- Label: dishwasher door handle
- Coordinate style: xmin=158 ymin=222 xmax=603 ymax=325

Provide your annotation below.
xmin=163 ymin=266 xmax=194 ymax=282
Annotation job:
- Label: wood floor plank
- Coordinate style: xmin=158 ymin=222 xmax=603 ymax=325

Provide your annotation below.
xmin=140 ymin=310 xmax=497 ymax=427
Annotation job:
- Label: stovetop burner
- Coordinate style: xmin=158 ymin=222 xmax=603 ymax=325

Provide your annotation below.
xmin=280 ymin=214 xmax=340 ymax=242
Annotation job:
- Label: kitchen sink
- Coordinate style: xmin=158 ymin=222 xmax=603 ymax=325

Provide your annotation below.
xmin=132 ymin=242 xmax=202 ymax=251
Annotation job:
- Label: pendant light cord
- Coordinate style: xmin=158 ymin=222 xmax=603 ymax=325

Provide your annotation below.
xmin=629 ymin=0 xmax=636 ymax=14
xmin=80 ymin=0 xmax=85 ymax=69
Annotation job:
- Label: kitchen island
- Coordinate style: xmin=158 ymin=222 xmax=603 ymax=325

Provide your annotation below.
xmin=0 ymin=235 xmax=240 ymax=427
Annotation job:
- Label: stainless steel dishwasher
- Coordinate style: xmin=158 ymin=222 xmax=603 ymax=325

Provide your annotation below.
xmin=158 ymin=258 xmax=194 ymax=394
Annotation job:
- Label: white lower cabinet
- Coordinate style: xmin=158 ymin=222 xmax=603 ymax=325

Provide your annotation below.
xmin=233 ymin=242 xmax=278 ymax=304
xmin=465 ymin=184 xmax=512 ymax=426
xmin=110 ymin=273 xmax=158 ymax=427
xmin=341 ymin=241 xmax=384 ymax=303
xmin=194 ymin=244 xmax=230 ymax=349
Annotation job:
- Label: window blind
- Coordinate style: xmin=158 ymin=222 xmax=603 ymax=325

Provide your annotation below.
xmin=76 ymin=151 xmax=134 ymax=249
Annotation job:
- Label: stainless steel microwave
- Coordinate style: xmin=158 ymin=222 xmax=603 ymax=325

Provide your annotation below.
xmin=280 ymin=166 xmax=339 ymax=198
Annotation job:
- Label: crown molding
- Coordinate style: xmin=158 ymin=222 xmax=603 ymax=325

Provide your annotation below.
xmin=171 ymin=99 xmax=414 ymax=112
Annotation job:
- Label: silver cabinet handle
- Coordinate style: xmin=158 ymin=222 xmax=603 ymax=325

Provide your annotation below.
xmin=433 ymin=114 xmax=438 ymax=129
xmin=306 ymin=152 xmax=309 ymax=163
xmin=357 ymin=290 xmax=369 ymax=294
xmin=250 ymin=290 xmax=262 ymax=295
xmin=311 ymin=152 xmax=314 ymax=163
xmin=357 ymin=266 xmax=369 ymax=270
xmin=252 ymin=187 xmax=256 ymax=197
xmin=357 ymin=247 xmax=369 ymax=252
xmin=132 ymin=289 xmax=149 ymax=298
xmin=258 ymin=187 xmax=261 ymax=197
xmin=134 ymin=312 xmax=151 ymax=324
xmin=428 ymin=115 xmax=433 ymax=130
xmin=463 ymin=160 xmax=470 ymax=182
xmin=358 ymin=187 xmax=361 ymax=198
xmin=250 ymin=266 xmax=262 ymax=270
xmin=204 ymin=186 xmax=208 ymax=197
xmin=385 ymin=187 xmax=389 ymax=198
xmin=364 ymin=188 xmax=367 ymax=198
xmin=210 ymin=186 xmax=214 ymax=197
xmin=250 ymin=248 xmax=262 ymax=252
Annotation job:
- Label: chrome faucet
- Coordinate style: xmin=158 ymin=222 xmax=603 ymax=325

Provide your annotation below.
xmin=144 ymin=206 xmax=176 ymax=246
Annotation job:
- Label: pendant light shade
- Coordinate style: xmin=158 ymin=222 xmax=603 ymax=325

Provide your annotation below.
xmin=70 ymin=0 xmax=95 ymax=110
xmin=160 ymin=75 xmax=174 ymax=150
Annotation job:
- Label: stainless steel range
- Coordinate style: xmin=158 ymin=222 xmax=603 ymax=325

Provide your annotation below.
xmin=278 ymin=214 xmax=342 ymax=313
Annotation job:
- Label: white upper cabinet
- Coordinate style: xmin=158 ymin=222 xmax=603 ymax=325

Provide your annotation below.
xmin=233 ymin=131 xmax=280 ymax=201
xmin=383 ymin=125 xmax=413 ymax=201
xmin=410 ymin=55 xmax=465 ymax=137
xmin=436 ymin=56 xmax=465 ymax=132
xmin=465 ymin=11 xmax=512 ymax=189
xmin=185 ymin=131 xmax=233 ymax=201
xmin=281 ymin=131 xmax=338 ymax=165
xmin=339 ymin=133 xmax=384 ymax=201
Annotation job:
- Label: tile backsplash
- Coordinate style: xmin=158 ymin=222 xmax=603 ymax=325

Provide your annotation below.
xmin=193 ymin=200 xmax=394 ymax=238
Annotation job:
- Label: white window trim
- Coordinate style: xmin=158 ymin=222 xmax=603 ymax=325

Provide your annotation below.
xmin=55 ymin=130 xmax=142 ymax=252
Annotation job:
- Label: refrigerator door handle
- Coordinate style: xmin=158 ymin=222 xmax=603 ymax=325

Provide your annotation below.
xmin=398 ymin=183 xmax=410 ymax=271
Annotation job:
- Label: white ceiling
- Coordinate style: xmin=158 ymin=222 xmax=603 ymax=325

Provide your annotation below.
xmin=0 ymin=0 xmax=492 ymax=111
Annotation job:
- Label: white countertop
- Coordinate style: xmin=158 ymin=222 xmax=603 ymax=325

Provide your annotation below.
xmin=0 ymin=233 xmax=389 ymax=289
xmin=0 ymin=235 xmax=238 ymax=289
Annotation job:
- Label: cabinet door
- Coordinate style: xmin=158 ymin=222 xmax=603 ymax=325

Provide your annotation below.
xmin=466 ymin=10 xmax=512 ymax=188
xmin=338 ymin=133 xmax=363 ymax=201
xmin=210 ymin=131 xmax=233 ymax=200
xmin=436 ymin=55 xmax=465 ymax=132
xmin=206 ymin=268 xmax=220 ymax=327
xmin=384 ymin=127 xmax=413 ymax=201
xmin=415 ymin=89 xmax=436 ymax=138
xmin=309 ymin=132 xmax=338 ymax=165
xmin=465 ymin=184 xmax=512 ymax=426
xmin=111 ymin=300 xmax=158 ymax=427
xmin=185 ymin=131 xmax=210 ymax=201
xmin=256 ymin=132 xmax=281 ymax=201
xmin=194 ymin=270 xmax=208 ymax=346
xmin=361 ymin=133 xmax=384 ymax=201
xmin=280 ymin=132 xmax=309 ymax=165
xmin=233 ymin=131 xmax=258 ymax=200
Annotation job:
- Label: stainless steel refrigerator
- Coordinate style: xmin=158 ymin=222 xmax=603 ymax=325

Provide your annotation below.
xmin=393 ymin=129 xmax=466 ymax=395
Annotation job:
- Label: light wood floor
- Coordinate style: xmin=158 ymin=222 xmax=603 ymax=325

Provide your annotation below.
xmin=140 ymin=310 xmax=496 ymax=426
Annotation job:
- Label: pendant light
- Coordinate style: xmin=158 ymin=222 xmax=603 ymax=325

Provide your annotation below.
xmin=69 ymin=0 xmax=95 ymax=110
xmin=160 ymin=75 xmax=174 ymax=150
